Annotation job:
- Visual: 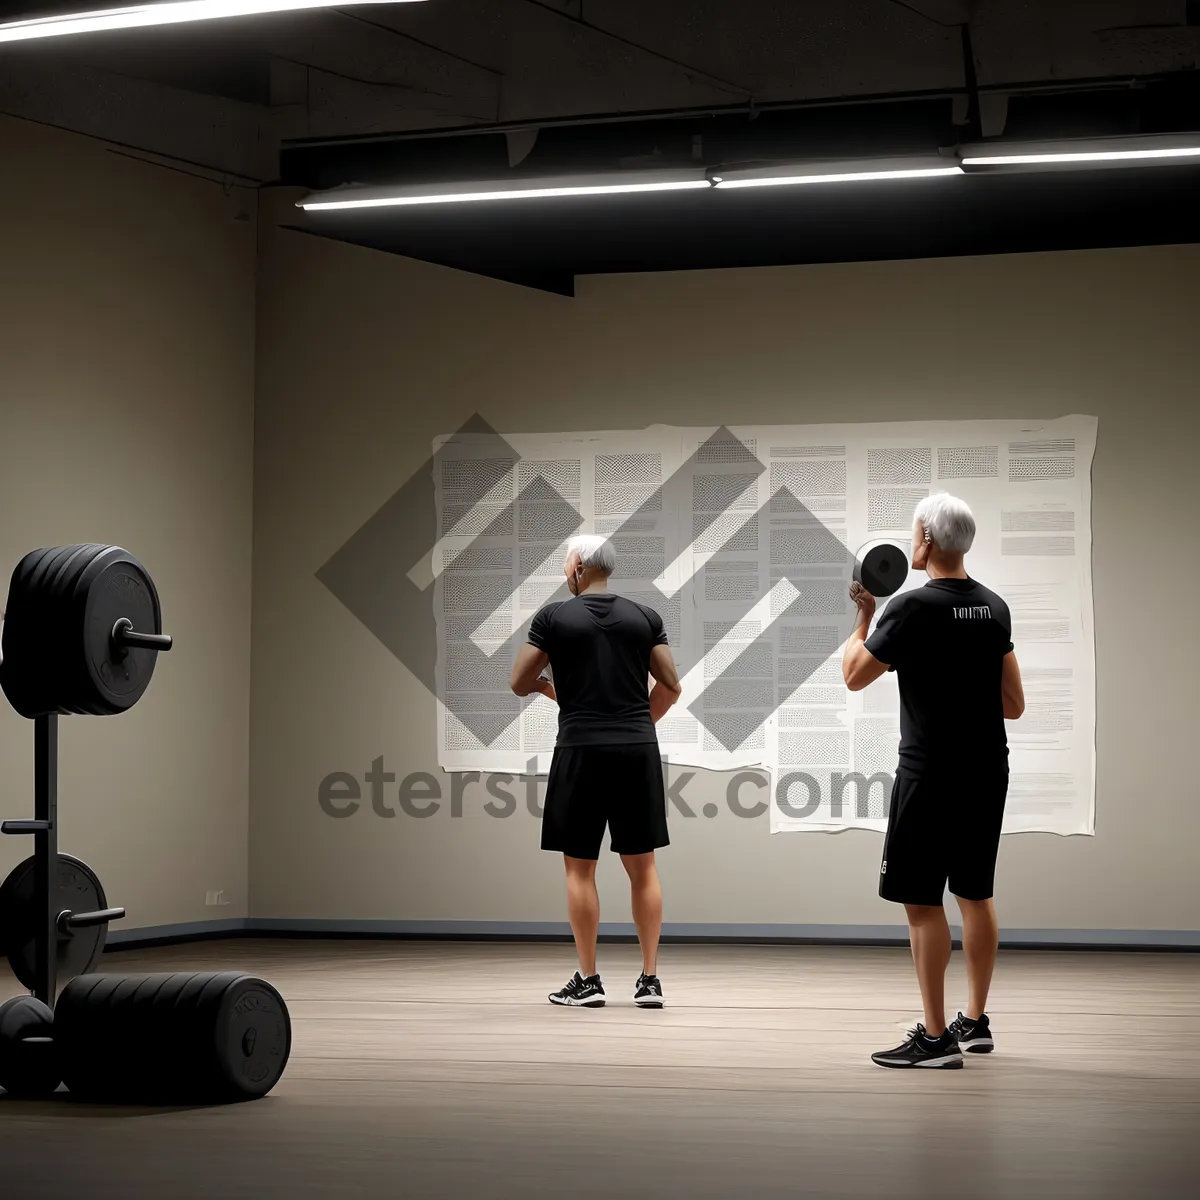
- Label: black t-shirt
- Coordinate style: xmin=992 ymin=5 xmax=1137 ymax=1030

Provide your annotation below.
xmin=527 ymin=593 xmax=668 ymax=747
xmin=864 ymin=577 xmax=1013 ymax=779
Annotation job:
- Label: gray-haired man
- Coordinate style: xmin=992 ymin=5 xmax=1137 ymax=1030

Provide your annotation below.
xmin=510 ymin=534 xmax=682 ymax=1010
xmin=842 ymin=493 xmax=1026 ymax=1069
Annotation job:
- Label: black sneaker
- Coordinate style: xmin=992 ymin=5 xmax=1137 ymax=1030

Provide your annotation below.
xmin=548 ymin=972 xmax=606 ymax=1007
xmin=871 ymin=1024 xmax=964 ymax=1069
xmin=949 ymin=1011 xmax=994 ymax=1054
xmin=633 ymin=972 xmax=665 ymax=1008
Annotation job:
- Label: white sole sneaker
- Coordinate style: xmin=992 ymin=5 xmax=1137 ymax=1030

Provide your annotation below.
xmin=548 ymin=994 xmax=606 ymax=1008
xmin=872 ymin=1052 xmax=964 ymax=1069
xmin=958 ymin=1037 xmax=994 ymax=1053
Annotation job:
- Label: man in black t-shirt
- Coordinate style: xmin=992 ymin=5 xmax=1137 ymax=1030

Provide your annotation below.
xmin=510 ymin=534 xmax=682 ymax=1011
xmin=842 ymin=493 xmax=1025 ymax=1070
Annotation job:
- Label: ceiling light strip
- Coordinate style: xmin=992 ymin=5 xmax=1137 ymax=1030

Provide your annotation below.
xmin=0 ymin=0 xmax=424 ymax=45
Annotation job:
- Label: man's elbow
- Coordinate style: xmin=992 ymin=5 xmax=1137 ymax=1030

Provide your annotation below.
xmin=1004 ymin=697 xmax=1025 ymax=719
xmin=843 ymin=666 xmax=867 ymax=692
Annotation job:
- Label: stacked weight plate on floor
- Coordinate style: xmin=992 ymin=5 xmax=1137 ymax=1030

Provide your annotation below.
xmin=0 ymin=543 xmax=166 ymax=718
xmin=55 ymin=972 xmax=292 ymax=1103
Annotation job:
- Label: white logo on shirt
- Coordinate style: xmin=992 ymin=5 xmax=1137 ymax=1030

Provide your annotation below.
xmin=953 ymin=606 xmax=992 ymax=619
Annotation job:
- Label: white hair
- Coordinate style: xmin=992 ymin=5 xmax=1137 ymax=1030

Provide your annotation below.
xmin=914 ymin=493 xmax=976 ymax=554
xmin=565 ymin=534 xmax=616 ymax=575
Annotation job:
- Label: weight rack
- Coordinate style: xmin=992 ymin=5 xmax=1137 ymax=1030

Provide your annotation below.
xmin=2 ymin=714 xmax=127 ymax=1006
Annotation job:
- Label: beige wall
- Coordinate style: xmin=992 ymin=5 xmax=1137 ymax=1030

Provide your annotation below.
xmin=0 ymin=117 xmax=257 ymax=931
xmin=252 ymin=195 xmax=1200 ymax=935
xmin=5 ymin=118 xmax=1193 ymax=944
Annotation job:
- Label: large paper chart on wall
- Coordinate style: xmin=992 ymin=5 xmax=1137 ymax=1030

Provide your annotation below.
xmin=426 ymin=415 xmax=1097 ymax=836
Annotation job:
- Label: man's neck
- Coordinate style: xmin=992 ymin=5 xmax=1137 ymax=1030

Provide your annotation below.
xmin=926 ymin=554 xmax=968 ymax=581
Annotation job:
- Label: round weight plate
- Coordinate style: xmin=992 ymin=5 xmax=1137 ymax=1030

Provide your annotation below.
xmin=82 ymin=549 xmax=163 ymax=715
xmin=854 ymin=540 xmax=909 ymax=598
xmin=0 ymin=854 xmax=110 ymax=991
xmin=213 ymin=976 xmax=292 ymax=1100
xmin=0 ymin=996 xmax=60 ymax=1097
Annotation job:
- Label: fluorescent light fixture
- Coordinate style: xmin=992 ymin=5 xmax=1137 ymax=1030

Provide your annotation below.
xmin=711 ymin=157 xmax=963 ymax=189
xmin=298 ymin=170 xmax=712 ymax=210
xmin=0 ymin=0 xmax=426 ymax=45
xmin=961 ymin=134 xmax=1200 ymax=168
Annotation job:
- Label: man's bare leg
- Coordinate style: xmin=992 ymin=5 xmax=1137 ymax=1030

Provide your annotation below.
xmin=564 ymin=855 xmax=600 ymax=977
xmin=904 ymin=903 xmax=951 ymax=1035
xmin=620 ymin=852 xmax=662 ymax=975
xmin=955 ymin=896 xmax=999 ymax=1019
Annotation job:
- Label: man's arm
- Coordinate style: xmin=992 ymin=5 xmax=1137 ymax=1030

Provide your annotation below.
xmin=842 ymin=582 xmax=890 ymax=691
xmin=648 ymin=643 xmax=682 ymax=722
xmin=1001 ymin=650 xmax=1024 ymax=719
xmin=510 ymin=643 xmax=555 ymax=700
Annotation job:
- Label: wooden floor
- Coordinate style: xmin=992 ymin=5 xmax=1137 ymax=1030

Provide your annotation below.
xmin=2 ymin=939 xmax=1198 ymax=1199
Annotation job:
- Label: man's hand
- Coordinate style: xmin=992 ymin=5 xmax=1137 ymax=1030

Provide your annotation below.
xmin=533 ymin=676 xmax=557 ymax=704
xmin=849 ymin=581 xmax=876 ymax=624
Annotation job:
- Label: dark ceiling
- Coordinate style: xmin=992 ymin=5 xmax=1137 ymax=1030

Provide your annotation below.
xmin=2 ymin=0 xmax=1199 ymax=290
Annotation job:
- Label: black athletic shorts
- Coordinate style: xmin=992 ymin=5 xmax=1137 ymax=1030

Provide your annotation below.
xmin=878 ymin=771 xmax=1008 ymax=906
xmin=541 ymin=743 xmax=669 ymax=860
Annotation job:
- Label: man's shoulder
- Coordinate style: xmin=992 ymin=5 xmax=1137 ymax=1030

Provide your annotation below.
xmin=968 ymin=580 xmax=1010 ymax=615
xmin=532 ymin=600 xmax=567 ymax=624
xmin=622 ymin=596 xmax=662 ymax=620
xmin=616 ymin=596 xmax=664 ymax=633
xmin=880 ymin=587 xmax=925 ymax=615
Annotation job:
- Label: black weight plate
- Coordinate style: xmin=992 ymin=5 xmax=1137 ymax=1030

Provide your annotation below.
xmin=214 ymin=976 xmax=292 ymax=1100
xmin=50 ymin=545 xmax=110 ymax=716
xmin=142 ymin=972 xmax=227 ymax=1103
xmin=129 ymin=976 xmax=179 ymax=1097
xmin=2 ymin=545 xmax=99 ymax=717
xmin=67 ymin=973 xmax=133 ymax=1100
xmin=56 ymin=545 xmax=113 ymax=716
xmin=0 ymin=546 xmax=68 ymax=717
xmin=188 ymin=973 xmax=249 ymax=1099
xmin=167 ymin=972 xmax=224 ymax=1101
xmin=74 ymin=548 xmax=126 ymax=715
xmin=105 ymin=975 xmax=154 ymax=1098
xmin=854 ymin=541 xmax=909 ymax=598
xmin=83 ymin=551 xmax=163 ymax=715
xmin=0 ymin=853 xmax=110 ymax=991
xmin=56 ymin=975 xmax=121 ymax=1099
xmin=146 ymin=973 xmax=200 ymax=1097
xmin=0 ymin=996 xmax=60 ymax=1097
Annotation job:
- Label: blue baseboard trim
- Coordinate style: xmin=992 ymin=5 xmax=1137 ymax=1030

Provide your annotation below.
xmin=102 ymin=917 xmax=1200 ymax=951
xmin=107 ymin=918 xmax=251 ymax=947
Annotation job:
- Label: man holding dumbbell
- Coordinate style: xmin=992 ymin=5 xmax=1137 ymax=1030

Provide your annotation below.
xmin=510 ymin=534 xmax=683 ymax=1010
xmin=842 ymin=493 xmax=1025 ymax=1069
